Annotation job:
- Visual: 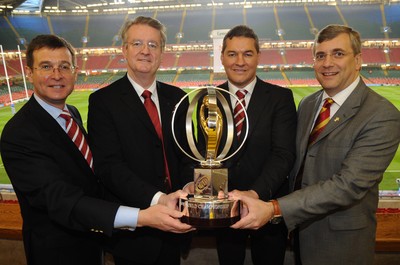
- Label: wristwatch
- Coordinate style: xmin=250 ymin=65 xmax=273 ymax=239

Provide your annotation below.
xmin=269 ymin=199 xmax=283 ymax=224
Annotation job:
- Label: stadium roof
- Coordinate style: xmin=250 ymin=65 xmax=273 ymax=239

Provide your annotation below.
xmin=1 ymin=0 xmax=399 ymax=15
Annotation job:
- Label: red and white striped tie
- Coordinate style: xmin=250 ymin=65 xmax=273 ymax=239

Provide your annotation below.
xmin=234 ymin=89 xmax=247 ymax=138
xmin=60 ymin=110 xmax=93 ymax=169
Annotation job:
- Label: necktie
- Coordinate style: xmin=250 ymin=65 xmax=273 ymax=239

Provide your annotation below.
xmin=294 ymin=98 xmax=334 ymax=190
xmin=308 ymin=98 xmax=334 ymax=145
xmin=59 ymin=110 xmax=93 ymax=169
xmin=142 ymin=90 xmax=171 ymax=191
xmin=234 ymin=89 xmax=248 ymax=139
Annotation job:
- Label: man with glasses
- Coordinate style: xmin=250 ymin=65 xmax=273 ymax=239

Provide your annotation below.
xmin=229 ymin=25 xmax=400 ymax=265
xmin=1 ymin=34 xmax=192 ymax=265
xmin=88 ymin=16 xmax=193 ymax=265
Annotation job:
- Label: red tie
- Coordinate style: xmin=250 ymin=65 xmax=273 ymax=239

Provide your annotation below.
xmin=142 ymin=90 xmax=171 ymax=191
xmin=59 ymin=110 xmax=93 ymax=169
xmin=234 ymin=89 xmax=247 ymax=139
xmin=308 ymin=98 xmax=334 ymax=145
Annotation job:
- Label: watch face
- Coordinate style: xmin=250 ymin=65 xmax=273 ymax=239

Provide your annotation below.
xmin=270 ymin=216 xmax=283 ymax=224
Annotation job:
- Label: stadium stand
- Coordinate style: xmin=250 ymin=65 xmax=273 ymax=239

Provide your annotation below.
xmin=0 ymin=4 xmax=400 ymax=264
xmin=284 ymin=49 xmax=313 ymax=65
xmin=1 ymin=3 xmax=400 ymax=106
xmin=277 ymin=6 xmax=317 ymax=41
xmin=83 ymin=54 xmax=110 ymax=71
xmin=7 ymin=16 xmax=50 ymax=46
xmin=161 ymin=52 xmax=178 ymax=69
xmin=341 ymin=5 xmax=385 ymax=39
xmin=52 ymin=16 xmax=87 ymax=48
xmin=259 ymin=49 xmax=285 ymax=66
xmin=157 ymin=10 xmax=186 ymax=45
xmin=156 ymin=70 xmax=177 ymax=84
xmin=246 ymin=7 xmax=277 ymax=41
xmin=176 ymin=51 xmax=211 ymax=68
xmin=107 ymin=54 xmax=127 ymax=70
xmin=174 ymin=69 xmax=211 ymax=87
xmin=86 ymin=14 xmax=126 ymax=47
xmin=182 ymin=9 xmax=213 ymax=43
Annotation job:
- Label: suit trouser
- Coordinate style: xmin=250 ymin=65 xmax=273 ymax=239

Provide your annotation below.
xmin=27 ymin=238 xmax=102 ymax=265
xmin=111 ymin=231 xmax=181 ymax=265
xmin=216 ymin=221 xmax=288 ymax=265
xmin=113 ymin=242 xmax=180 ymax=265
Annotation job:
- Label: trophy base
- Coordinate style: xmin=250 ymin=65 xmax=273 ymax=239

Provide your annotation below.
xmin=179 ymin=196 xmax=240 ymax=228
xmin=181 ymin=216 xmax=240 ymax=228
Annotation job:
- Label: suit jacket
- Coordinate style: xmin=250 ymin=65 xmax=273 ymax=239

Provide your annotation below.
xmin=279 ymin=79 xmax=400 ymax=265
xmin=0 ymin=96 xmax=120 ymax=265
xmin=88 ymin=74 xmax=190 ymax=263
xmin=219 ymin=77 xmax=297 ymax=201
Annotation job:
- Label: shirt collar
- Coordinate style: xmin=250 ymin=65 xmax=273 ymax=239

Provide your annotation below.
xmin=127 ymin=74 xmax=157 ymax=97
xmin=322 ymin=76 xmax=360 ymax=107
xmin=228 ymin=76 xmax=257 ymax=96
xmin=34 ymin=93 xmax=65 ymax=119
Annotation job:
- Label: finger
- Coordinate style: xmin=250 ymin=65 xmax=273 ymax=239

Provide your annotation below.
xmin=165 ymin=219 xmax=194 ymax=233
xmin=241 ymin=205 xmax=249 ymax=218
xmin=230 ymin=218 xmax=247 ymax=229
xmin=228 ymin=190 xmax=245 ymax=201
xmin=168 ymin=209 xmax=185 ymax=219
xmin=174 ymin=189 xmax=188 ymax=198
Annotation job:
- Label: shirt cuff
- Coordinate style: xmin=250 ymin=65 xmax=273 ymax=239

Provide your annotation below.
xmin=183 ymin=182 xmax=193 ymax=192
xmin=114 ymin=206 xmax=139 ymax=231
xmin=151 ymin=191 xmax=165 ymax=206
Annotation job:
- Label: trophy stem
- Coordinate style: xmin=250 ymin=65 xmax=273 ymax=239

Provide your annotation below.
xmin=200 ymin=160 xmax=222 ymax=168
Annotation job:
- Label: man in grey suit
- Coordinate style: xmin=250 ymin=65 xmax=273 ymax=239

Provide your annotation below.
xmin=229 ymin=25 xmax=400 ymax=265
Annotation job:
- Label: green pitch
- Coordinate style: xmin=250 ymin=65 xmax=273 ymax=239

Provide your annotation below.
xmin=0 ymin=86 xmax=399 ymax=190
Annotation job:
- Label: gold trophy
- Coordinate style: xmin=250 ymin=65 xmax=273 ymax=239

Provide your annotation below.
xmin=172 ymin=86 xmax=248 ymax=228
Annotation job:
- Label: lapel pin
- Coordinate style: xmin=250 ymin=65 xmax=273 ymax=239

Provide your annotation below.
xmin=334 ymin=117 xmax=340 ymax=122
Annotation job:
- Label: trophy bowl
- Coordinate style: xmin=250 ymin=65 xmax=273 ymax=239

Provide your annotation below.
xmin=180 ymin=196 xmax=241 ymax=228
xmin=172 ymin=86 xmax=249 ymax=228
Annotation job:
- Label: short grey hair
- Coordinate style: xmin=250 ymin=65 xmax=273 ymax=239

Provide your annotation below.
xmin=120 ymin=16 xmax=167 ymax=51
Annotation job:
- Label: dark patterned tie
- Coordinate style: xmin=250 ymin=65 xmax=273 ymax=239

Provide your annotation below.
xmin=308 ymin=98 xmax=334 ymax=145
xmin=59 ymin=110 xmax=93 ymax=169
xmin=234 ymin=89 xmax=248 ymax=139
xmin=142 ymin=90 xmax=171 ymax=191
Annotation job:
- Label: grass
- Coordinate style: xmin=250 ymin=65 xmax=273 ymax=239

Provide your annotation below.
xmin=0 ymin=86 xmax=399 ymax=190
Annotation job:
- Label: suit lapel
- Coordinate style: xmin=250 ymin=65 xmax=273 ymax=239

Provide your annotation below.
xmin=309 ymin=80 xmax=366 ymax=147
xmin=219 ymin=79 xmax=269 ymax=160
xmin=299 ymin=91 xmax=322 ymax=151
xmin=29 ymin=97 xmax=92 ymax=173
xmin=218 ymin=82 xmax=240 ymax=152
xmin=119 ymin=76 xmax=160 ymax=139
xmin=245 ymin=78 xmax=271 ymax=141
xmin=157 ymin=81 xmax=175 ymax=138
xmin=67 ymin=105 xmax=88 ymax=139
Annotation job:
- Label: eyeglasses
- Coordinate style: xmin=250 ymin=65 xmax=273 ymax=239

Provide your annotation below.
xmin=33 ymin=64 xmax=76 ymax=75
xmin=126 ymin=40 xmax=159 ymax=50
xmin=314 ymin=50 xmax=353 ymax=62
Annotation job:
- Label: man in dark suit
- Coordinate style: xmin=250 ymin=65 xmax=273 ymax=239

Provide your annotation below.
xmin=0 ymin=34 xmax=191 ymax=265
xmin=230 ymin=25 xmax=400 ymax=265
xmin=213 ymin=25 xmax=297 ymax=265
xmin=88 ymin=16 xmax=193 ymax=265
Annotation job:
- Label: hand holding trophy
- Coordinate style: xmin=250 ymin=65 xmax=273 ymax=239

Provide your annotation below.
xmin=172 ymin=86 xmax=248 ymax=228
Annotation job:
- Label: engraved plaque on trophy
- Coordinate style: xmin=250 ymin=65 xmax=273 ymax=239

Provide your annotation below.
xmin=172 ymin=86 xmax=248 ymax=228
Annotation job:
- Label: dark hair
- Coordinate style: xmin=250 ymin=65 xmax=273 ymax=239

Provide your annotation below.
xmin=221 ymin=25 xmax=260 ymax=54
xmin=26 ymin=34 xmax=76 ymax=68
xmin=120 ymin=16 xmax=167 ymax=51
xmin=313 ymin=24 xmax=361 ymax=55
